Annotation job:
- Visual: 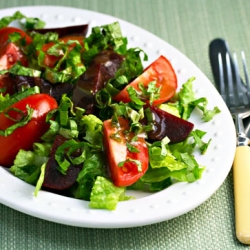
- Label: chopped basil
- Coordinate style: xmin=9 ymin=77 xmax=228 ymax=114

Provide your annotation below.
xmin=0 ymin=11 xmax=45 ymax=29
xmin=55 ymin=139 xmax=86 ymax=175
xmin=118 ymin=158 xmax=142 ymax=172
xmin=126 ymin=142 xmax=140 ymax=153
xmin=0 ymin=86 xmax=40 ymax=112
xmin=9 ymin=64 xmax=41 ymax=77
xmin=0 ymin=105 xmax=33 ymax=136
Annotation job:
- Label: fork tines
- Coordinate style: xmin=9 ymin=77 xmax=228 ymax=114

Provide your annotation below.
xmin=218 ymin=51 xmax=250 ymax=108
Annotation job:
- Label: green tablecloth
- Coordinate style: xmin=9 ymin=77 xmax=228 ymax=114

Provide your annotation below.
xmin=0 ymin=0 xmax=250 ymax=249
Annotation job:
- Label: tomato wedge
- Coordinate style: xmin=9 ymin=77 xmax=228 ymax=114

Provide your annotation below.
xmin=40 ymin=36 xmax=84 ymax=68
xmin=0 ymin=42 xmax=29 ymax=70
xmin=0 ymin=94 xmax=58 ymax=167
xmin=0 ymin=27 xmax=32 ymax=70
xmin=0 ymin=27 xmax=32 ymax=46
xmin=103 ymin=117 xmax=148 ymax=187
xmin=113 ymin=55 xmax=177 ymax=106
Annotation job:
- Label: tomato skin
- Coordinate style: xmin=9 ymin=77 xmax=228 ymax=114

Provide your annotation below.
xmin=0 ymin=94 xmax=58 ymax=167
xmin=40 ymin=36 xmax=85 ymax=68
xmin=0 ymin=27 xmax=32 ymax=70
xmin=103 ymin=117 xmax=148 ymax=187
xmin=113 ymin=55 xmax=177 ymax=106
xmin=0 ymin=27 xmax=32 ymax=46
xmin=59 ymin=36 xmax=84 ymax=46
xmin=40 ymin=42 xmax=60 ymax=68
xmin=0 ymin=42 xmax=28 ymax=70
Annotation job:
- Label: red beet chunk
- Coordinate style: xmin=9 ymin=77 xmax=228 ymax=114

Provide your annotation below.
xmin=147 ymin=105 xmax=194 ymax=143
xmin=7 ymin=75 xmax=74 ymax=103
xmin=0 ymin=73 xmax=16 ymax=95
xmin=72 ymin=50 xmax=124 ymax=114
xmin=42 ymin=135 xmax=82 ymax=191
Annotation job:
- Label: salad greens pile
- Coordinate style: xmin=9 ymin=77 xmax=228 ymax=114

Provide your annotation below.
xmin=0 ymin=12 xmax=220 ymax=210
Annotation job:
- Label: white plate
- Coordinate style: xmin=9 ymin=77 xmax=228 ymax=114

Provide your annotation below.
xmin=0 ymin=6 xmax=236 ymax=228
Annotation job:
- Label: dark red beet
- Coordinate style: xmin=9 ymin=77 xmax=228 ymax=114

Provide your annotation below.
xmin=42 ymin=135 xmax=83 ymax=191
xmin=147 ymin=105 xmax=194 ymax=143
xmin=29 ymin=24 xmax=88 ymax=38
xmin=7 ymin=75 xmax=74 ymax=103
xmin=72 ymin=50 xmax=124 ymax=114
xmin=0 ymin=73 xmax=16 ymax=95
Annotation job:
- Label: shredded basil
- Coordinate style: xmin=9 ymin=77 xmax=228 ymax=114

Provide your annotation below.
xmin=9 ymin=64 xmax=41 ymax=77
xmin=0 ymin=105 xmax=33 ymax=136
xmin=55 ymin=139 xmax=86 ymax=175
xmin=0 ymin=11 xmax=45 ymax=29
xmin=0 ymin=86 xmax=40 ymax=112
xmin=126 ymin=142 xmax=140 ymax=153
xmin=118 ymin=158 xmax=142 ymax=172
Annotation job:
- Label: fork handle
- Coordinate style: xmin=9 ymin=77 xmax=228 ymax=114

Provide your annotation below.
xmin=234 ymin=146 xmax=250 ymax=244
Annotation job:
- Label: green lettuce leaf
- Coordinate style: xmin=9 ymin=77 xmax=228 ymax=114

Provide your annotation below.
xmin=174 ymin=77 xmax=220 ymax=121
xmin=80 ymin=114 xmax=103 ymax=148
xmin=34 ymin=163 xmax=46 ymax=196
xmin=71 ymin=151 xmax=107 ymax=201
xmin=89 ymin=176 xmax=126 ymax=210
xmin=83 ymin=22 xmax=127 ymax=65
xmin=10 ymin=142 xmax=51 ymax=185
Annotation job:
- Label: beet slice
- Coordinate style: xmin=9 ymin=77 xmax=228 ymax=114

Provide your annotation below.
xmin=42 ymin=135 xmax=83 ymax=191
xmin=0 ymin=73 xmax=16 ymax=95
xmin=147 ymin=105 xmax=194 ymax=143
xmin=29 ymin=24 xmax=88 ymax=38
xmin=8 ymin=75 xmax=74 ymax=103
xmin=72 ymin=50 xmax=124 ymax=114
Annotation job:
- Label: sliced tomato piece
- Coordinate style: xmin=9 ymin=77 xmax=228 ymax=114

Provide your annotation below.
xmin=0 ymin=27 xmax=32 ymax=46
xmin=0 ymin=94 xmax=58 ymax=167
xmin=103 ymin=117 xmax=148 ymax=187
xmin=59 ymin=36 xmax=84 ymax=46
xmin=40 ymin=42 xmax=60 ymax=68
xmin=0 ymin=27 xmax=31 ymax=70
xmin=0 ymin=42 xmax=29 ymax=70
xmin=113 ymin=55 xmax=177 ymax=106
xmin=40 ymin=36 xmax=84 ymax=68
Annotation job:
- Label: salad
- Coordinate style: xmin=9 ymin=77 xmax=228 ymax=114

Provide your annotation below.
xmin=0 ymin=11 xmax=220 ymax=210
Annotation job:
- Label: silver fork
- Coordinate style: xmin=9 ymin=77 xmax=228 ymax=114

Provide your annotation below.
xmin=218 ymin=51 xmax=250 ymax=146
xmin=218 ymin=51 xmax=250 ymax=245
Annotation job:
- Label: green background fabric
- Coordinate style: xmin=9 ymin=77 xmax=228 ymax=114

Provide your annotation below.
xmin=0 ymin=0 xmax=250 ymax=249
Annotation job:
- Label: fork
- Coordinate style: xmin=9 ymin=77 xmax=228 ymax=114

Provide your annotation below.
xmin=218 ymin=51 xmax=250 ymax=244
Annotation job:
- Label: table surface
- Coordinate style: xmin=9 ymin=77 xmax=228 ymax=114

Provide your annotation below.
xmin=0 ymin=0 xmax=250 ymax=249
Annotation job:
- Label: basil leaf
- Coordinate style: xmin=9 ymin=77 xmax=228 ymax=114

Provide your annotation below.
xmin=9 ymin=64 xmax=41 ymax=77
xmin=0 ymin=11 xmax=45 ymax=29
xmin=0 ymin=86 xmax=40 ymax=112
xmin=0 ymin=105 xmax=34 ymax=136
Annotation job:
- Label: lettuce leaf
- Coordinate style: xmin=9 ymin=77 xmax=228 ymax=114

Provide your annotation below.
xmin=83 ymin=22 xmax=127 ymax=65
xmin=135 ymin=131 xmax=205 ymax=191
xmin=71 ymin=151 xmax=107 ymax=201
xmin=89 ymin=176 xmax=127 ymax=210
xmin=80 ymin=114 xmax=103 ymax=148
xmin=10 ymin=142 xmax=51 ymax=185
xmin=174 ymin=77 xmax=220 ymax=121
